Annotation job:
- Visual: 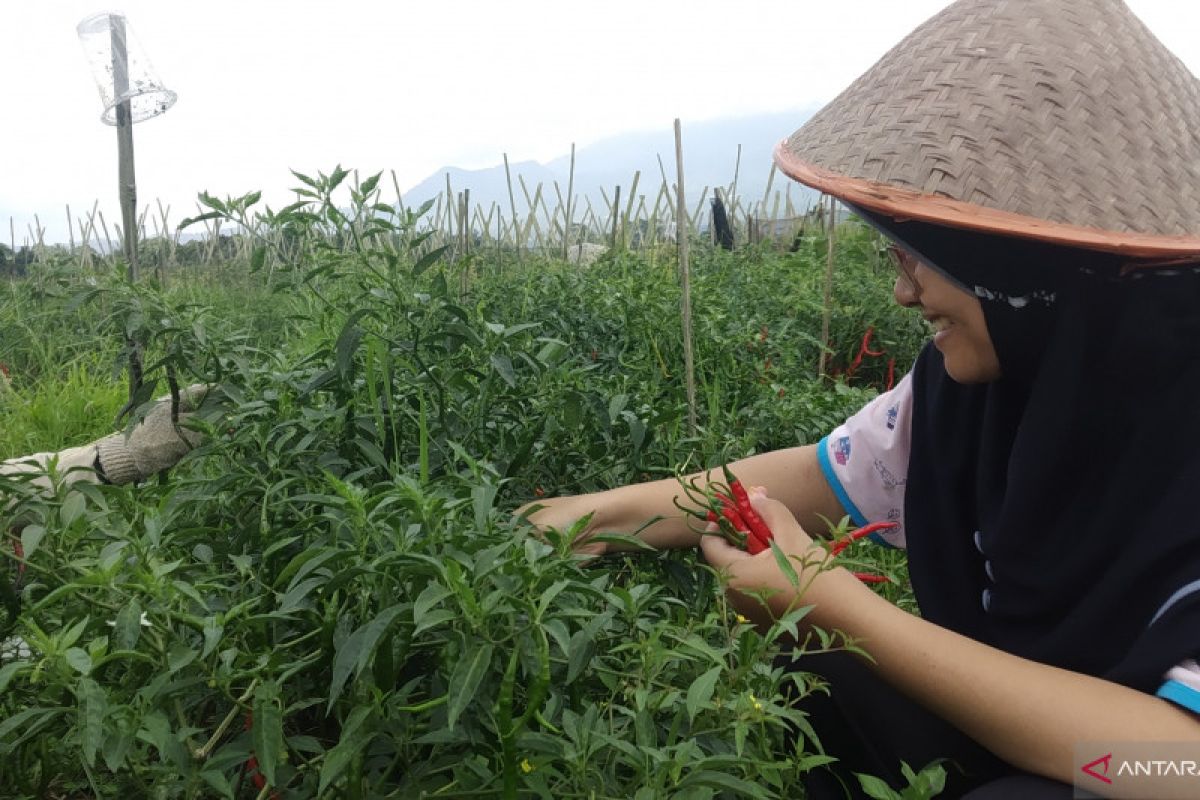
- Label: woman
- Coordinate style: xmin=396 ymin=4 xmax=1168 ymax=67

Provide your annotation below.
xmin=528 ymin=0 xmax=1200 ymax=795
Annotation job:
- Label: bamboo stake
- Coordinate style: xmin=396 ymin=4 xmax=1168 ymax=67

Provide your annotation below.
xmin=674 ymin=119 xmax=697 ymax=436
xmin=760 ymin=162 xmax=777 ymax=220
xmin=66 ymin=205 xmax=75 ymax=254
xmin=818 ymin=194 xmax=836 ymax=378
xmin=689 ymin=187 xmax=709 ymax=230
xmin=502 ymin=154 xmax=520 ymax=259
xmin=32 ymin=215 xmax=46 ymax=261
xmin=98 ymin=210 xmax=116 ymax=264
xmin=444 ymin=173 xmax=455 ymax=243
xmin=622 ymin=171 xmax=640 ymax=250
xmin=390 ymin=170 xmax=408 ymax=218
xmin=536 ymin=185 xmax=555 ymax=247
xmin=632 ymin=196 xmax=647 ymax=249
xmin=157 ymin=199 xmax=176 ymax=267
xmin=495 ymin=211 xmax=503 ymax=271
xmin=610 ymin=185 xmax=621 ymax=249
xmin=77 ymin=214 xmax=94 ymax=271
xmin=563 ymin=142 xmax=575 ymax=260
xmin=770 ymin=190 xmax=782 ymax=249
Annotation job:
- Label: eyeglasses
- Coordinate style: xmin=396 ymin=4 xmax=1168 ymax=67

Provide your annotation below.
xmin=886 ymin=243 xmax=921 ymax=296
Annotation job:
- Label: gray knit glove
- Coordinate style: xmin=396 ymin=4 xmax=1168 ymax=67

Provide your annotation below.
xmin=95 ymin=384 xmax=210 ymax=484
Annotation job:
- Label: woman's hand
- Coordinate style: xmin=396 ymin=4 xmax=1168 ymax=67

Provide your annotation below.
xmin=700 ymin=487 xmax=850 ymax=627
xmin=515 ymin=495 xmax=608 ymax=557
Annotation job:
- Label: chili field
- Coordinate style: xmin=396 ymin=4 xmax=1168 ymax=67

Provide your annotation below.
xmin=0 ymin=172 xmax=934 ymax=799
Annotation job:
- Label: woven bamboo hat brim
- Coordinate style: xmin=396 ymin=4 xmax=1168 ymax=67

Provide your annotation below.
xmin=775 ymin=0 xmax=1200 ymax=259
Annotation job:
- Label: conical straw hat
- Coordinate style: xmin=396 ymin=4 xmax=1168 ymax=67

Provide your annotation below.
xmin=775 ymin=0 xmax=1200 ymax=259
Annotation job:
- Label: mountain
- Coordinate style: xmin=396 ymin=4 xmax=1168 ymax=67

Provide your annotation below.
xmin=401 ymin=108 xmax=822 ymax=228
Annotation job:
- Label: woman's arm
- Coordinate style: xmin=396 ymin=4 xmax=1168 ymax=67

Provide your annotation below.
xmin=519 ymin=444 xmax=845 ymax=554
xmin=704 ymin=496 xmax=1200 ymax=793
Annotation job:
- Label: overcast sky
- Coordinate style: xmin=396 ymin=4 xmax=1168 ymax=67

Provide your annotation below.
xmin=3 ymin=0 xmax=1198 ymax=246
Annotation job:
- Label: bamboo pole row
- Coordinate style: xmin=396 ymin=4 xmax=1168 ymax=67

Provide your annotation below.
xmin=6 ymin=158 xmax=825 ymax=272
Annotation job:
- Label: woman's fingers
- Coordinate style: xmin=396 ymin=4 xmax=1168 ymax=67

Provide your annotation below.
xmin=698 ymin=529 xmax=751 ymax=568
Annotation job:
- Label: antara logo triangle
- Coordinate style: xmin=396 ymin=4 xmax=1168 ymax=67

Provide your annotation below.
xmin=1082 ymin=753 xmax=1114 ymax=785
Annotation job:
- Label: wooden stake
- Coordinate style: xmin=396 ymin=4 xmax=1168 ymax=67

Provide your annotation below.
xmin=563 ymin=142 xmax=575 ymax=260
xmin=730 ymin=144 xmax=742 ymax=208
xmin=674 ymin=119 xmax=697 ymax=436
xmin=390 ymin=169 xmax=408 ymax=218
xmin=622 ymin=171 xmax=640 ymax=251
xmin=610 ymin=184 xmax=621 ymax=249
xmin=818 ymin=193 xmax=836 ymax=378
xmin=502 ymin=153 xmax=521 ymax=259
xmin=111 ymin=16 xmax=138 ymax=282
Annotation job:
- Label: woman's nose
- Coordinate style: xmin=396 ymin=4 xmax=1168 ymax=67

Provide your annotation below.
xmin=893 ymin=275 xmax=921 ymax=308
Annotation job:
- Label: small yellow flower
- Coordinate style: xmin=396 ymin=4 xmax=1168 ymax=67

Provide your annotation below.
xmin=749 ymin=693 xmax=763 ymax=712
xmin=520 ymin=758 xmax=534 ymax=774
xmin=735 ymin=614 xmax=749 ymax=625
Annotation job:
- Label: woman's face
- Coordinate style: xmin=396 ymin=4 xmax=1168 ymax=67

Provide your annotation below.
xmin=892 ymin=254 xmax=1002 ymax=384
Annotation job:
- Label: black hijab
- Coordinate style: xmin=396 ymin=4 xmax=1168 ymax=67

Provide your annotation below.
xmin=863 ymin=210 xmax=1200 ymax=692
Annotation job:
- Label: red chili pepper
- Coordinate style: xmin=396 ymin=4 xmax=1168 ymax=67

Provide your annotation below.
xmin=721 ymin=466 xmax=774 ymax=551
xmin=829 ymin=521 xmax=898 ymax=556
xmin=844 ymin=326 xmax=887 ymax=382
xmin=827 ymin=522 xmax=898 ymax=586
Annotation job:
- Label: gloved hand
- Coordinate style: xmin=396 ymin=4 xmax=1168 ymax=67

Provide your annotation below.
xmin=95 ymin=384 xmax=210 ymax=484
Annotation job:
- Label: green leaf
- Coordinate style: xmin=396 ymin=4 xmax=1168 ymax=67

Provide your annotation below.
xmin=472 ymin=484 xmax=498 ymax=530
xmin=20 ymin=525 xmax=46 ymax=560
xmin=856 ymin=772 xmax=901 ymax=800
xmin=290 ymin=169 xmax=319 ymax=189
xmin=101 ymin=724 xmax=133 ymax=772
xmin=59 ymin=617 xmax=89 ymax=649
xmin=253 ymin=680 xmax=285 ymax=788
xmin=534 ymin=338 xmax=568 ymax=366
xmin=198 ymin=192 xmax=228 ymax=213
xmin=328 ymin=165 xmax=350 ymax=192
xmin=413 ymin=582 xmax=452 ymax=631
xmin=60 ymin=493 xmax=86 ymax=526
xmin=0 ymin=707 xmax=63 ymax=748
xmin=250 ymin=244 xmax=267 ymax=272
xmin=112 ymin=598 xmax=143 ymax=650
xmin=328 ymin=604 xmax=407 ymax=709
xmin=685 ymin=665 xmax=723 ymax=722
xmin=446 ymin=643 xmax=493 ymax=731
xmin=65 ymin=647 xmax=92 ymax=675
xmin=769 ymin=538 xmax=802 ymax=589
xmin=178 ymin=211 xmax=223 ymax=231
xmin=139 ymin=709 xmax=190 ymax=771
xmin=411 ymin=245 xmax=450 ymax=277
xmin=318 ymin=705 xmax=373 ymax=795
xmin=166 ymin=644 xmax=197 ymax=674
xmin=199 ymin=769 xmax=234 ymax=798
xmin=490 ymin=354 xmax=516 ymax=388
xmin=76 ymin=676 xmax=106 ymax=767
xmin=201 ymin=617 xmax=224 ymax=659
xmin=335 ymin=309 xmax=372 ymax=379
xmin=677 ymin=770 xmax=770 ymax=798
xmin=278 ymin=577 xmax=324 ymax=614
xmin=360 ymin=172 xmax=381 ymax=196
xmin=0 ymin=662 xmax=26 ymax=692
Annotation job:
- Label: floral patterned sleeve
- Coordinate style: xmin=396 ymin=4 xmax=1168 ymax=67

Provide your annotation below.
xmin=815 ymin=373 xmax=912 ymax=549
